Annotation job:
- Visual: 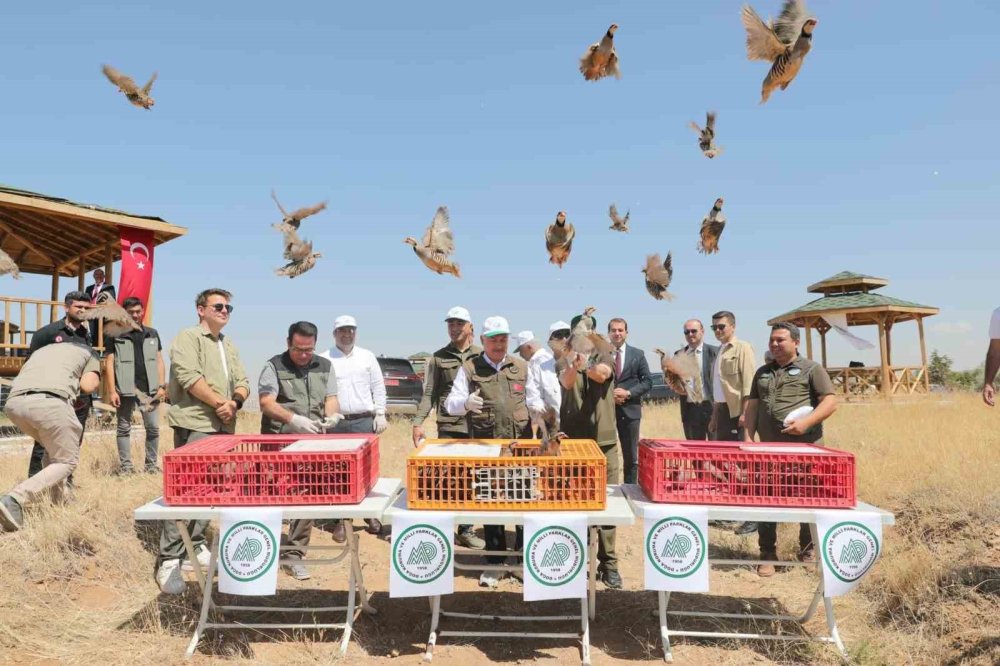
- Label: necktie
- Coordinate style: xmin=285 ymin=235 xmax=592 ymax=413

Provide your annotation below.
xmin=92 ymin=283 xmax=102 ymax=303
xmin=615 ymin=349 xmax=622 ymax=379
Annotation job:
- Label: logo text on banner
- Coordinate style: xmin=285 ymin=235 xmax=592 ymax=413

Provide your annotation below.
xmin=218 ymin=509 xmax=283 ymax=596
xmin=644 ymin=506 xmax=709 ymax=592
xmin=817 ymin=514 xmax=883 ymax=596
xmin=390 ymin=513 xmax=454 ymax=598
xmin=523 ymin=515 xmax=588 ymax=601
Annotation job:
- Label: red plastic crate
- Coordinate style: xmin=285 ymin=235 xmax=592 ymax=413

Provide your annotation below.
xmin=163 ymin=434 xmax=379 ymax=506
xmin=638 ymin=439 xmax=855 ymax=508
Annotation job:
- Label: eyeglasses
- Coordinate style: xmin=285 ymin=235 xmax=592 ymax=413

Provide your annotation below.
xmin=209 ymin=303 xmax=234 ymax=314
xmin=683 ymin=329 xmax=700 ymax=335
xmin=710 ymin=324 xmax=727 ymax=331
xmin=290 ymin=346 xmax=315 ymax=354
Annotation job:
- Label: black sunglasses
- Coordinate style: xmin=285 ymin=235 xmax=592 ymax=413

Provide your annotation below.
xmin=710 ymin=324 xmax=727 ymax=331
xmin=683 ymin=329 xmax=700 ymax=335
xmin=209 ymin=303 xmax=234 ymax=314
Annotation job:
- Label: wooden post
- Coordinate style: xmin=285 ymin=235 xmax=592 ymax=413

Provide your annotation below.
xmin=877 ymin=315 xmax=890 ymax=397
xmin=804 ymin=323 xmax=814 ymax=360
xmin=885 ymin=319 xmax=893 ymax=367
xmin=820 ymin=329 xmax=828 ymax=368
xmin=77 ymin=256 xmax=85 ymax=291
xmin=104 ymin=245 xmax=114 ymax=286
xmin=917 ymin=315 xmax=929 ymax=391
xmin=50 ymin=269 xmax=59 ymax=322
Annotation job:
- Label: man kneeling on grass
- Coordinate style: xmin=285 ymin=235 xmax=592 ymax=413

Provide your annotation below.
xmin=0 ymin=341 xmax=101 ymax=532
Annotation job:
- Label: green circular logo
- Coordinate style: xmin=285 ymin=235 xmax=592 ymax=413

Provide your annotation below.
xmin=393 ymin=524 xmax=452 ymax=584
xmin=646 ymin=516 xmax=706 ymax=578
xmin=822 ymin=521 xmax=880 ymax=583
xmin=220 ymin=520 xmax=278 ymax=582
xmin=525 ymin=526 xmax=585 ymax=587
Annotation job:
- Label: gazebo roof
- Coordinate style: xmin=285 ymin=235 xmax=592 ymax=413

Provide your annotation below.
xmin=0 ymin=184 xmax=186 ymax=277
xmin=807 ymin=271 xmax=888 ymax=294
xmin=769 ymin=290 xmax=939 ymax=327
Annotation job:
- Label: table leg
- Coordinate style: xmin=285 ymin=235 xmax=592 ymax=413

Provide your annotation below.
xmin=587 ymin=526 xmax=598 ymax=620
xmin=185 ymin=533 xmax=219 ymax=659
xmin=424 ymin=594 xmax=441 ymax=662
xmin=339 ymin=524 xmax=358 ymax=656
xmin=177 ymin=519 xmax=207 ymax=593
xmin=659 ymin=591 xmax=672 ymax=663
xmin=349 ymin=520 xmax=377 ymax=615
xmin=580 ymin=597 xmax=592 ymax=665
xmin=811 ymin=523 xmax=848 ymax=661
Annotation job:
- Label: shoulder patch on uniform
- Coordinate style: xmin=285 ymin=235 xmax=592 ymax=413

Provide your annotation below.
xmin=788 ymin=368 xmax=801 ymax=376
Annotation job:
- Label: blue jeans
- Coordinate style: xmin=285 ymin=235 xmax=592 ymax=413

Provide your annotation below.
xmin=116 ymin=396 xmax=160 ymax=470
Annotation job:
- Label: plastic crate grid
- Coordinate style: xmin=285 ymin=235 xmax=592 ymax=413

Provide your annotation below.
xmin=163 ymin=433 xmax=379 ymax=506
xmin=638 ymin=439 xmax=856 ymax=508
xmin=406 ymin=438 xmax=607 ymax=511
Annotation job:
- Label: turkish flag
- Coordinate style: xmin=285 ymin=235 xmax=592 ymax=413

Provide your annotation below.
xmin=118 ymin=227 xmax=155 ymax=310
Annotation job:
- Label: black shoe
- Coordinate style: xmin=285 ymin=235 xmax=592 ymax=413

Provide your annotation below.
xmin=365 ymin=518 xmax=383 ymax=535
xmin=0 ymin=495 xmax=24 ymax=532
xmin=734 ymin=521 xmax=759 ymax=536
xmin=320 ymin=520 xmax=348 ymax=543
xmin=599 ymin=568 xmax=623 ymax=589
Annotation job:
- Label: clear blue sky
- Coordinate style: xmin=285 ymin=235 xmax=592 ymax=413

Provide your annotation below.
xmin=3 ymin=1 xmax=997 ymax=383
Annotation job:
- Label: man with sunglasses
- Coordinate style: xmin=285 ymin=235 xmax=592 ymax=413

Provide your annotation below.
xmin=156 ymin=288 xmax=250 ymax=595
xmin=674 ymin=319 xmax=719 ymax=440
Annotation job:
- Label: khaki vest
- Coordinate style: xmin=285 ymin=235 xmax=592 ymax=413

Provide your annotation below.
xmin=112 ymin=328 xmax=160 ymax=396
xmin=461 ymin=354 xmax=530 ymax=439
xmin=259 ymin=352 xmax=332 ymax=434
xmin=431 ymin=343 xmax=481 ymax=434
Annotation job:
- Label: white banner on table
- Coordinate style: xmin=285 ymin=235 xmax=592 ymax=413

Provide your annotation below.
xmin=523 ymin=514 xmax=588 ymax=601
xmin=389 ymin=512 xmax=454 ymax=598
xmin=816 ymin=511 xmax=883 ymax=596
xmin=218 ymin=508 xmax=283 ymax=596
xmin=643 ymin=505 xmax=709 ymax=592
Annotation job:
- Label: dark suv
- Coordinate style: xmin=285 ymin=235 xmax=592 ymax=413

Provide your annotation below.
xmin=642 ymin=373 xmax=678 ymax=404
xmin=377 ymin=357 xmax=423 ymax=415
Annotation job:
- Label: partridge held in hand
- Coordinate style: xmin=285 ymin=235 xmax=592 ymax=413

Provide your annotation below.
xmin=689 ymin=111 xmax=723 ymax=158
xmin=579 ymin=24 xmax=621 ymax=81
xmin=271 ymin=190 xmax=327 ymax=232
xmin=642 ymin=252 xmax=675 ymax=301
xmin=654 ymin=348 xmax=700 ymax=401
xmin=101 ymin=65 xmax=157 ymax=110
xmin=697 ymin=198 xmax=726 ymax=255
xmin=608 ymin=204 xmax=630 ymax=232
xmin=741 ymin=0 xmax=817 ymax=104
xmin=79 ymin=292 xmax=141 ymax=338
xmin=545 ymin=211 xmax=575 ymax=268
xmin=404 ymin=206 xmax=461 ymax=278
xmin=0 ymin=249 xmax=21 ymax=279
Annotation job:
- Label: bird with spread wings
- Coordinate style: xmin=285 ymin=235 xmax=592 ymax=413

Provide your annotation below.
xmin=404 ymin=206 xmax=461 ymax=278
xmin=741 ymin=0 xmax=818 ymax=104
xmin=0 ymin=249 xmax=21 ymax=279
xmin=643 ymin=252 xmax=675 ymax=301
xmin=608 ymin=204 xmax=630 ymax=232
xmin=101 ymin=65 xmax=157 ymax=110
xmin=545 ymin=211 xmax=575 ymax=268
xmin=78 ymin=292 xmax=141 ymax=338
xmin=697 ymin=198 xmax=726 ymax=255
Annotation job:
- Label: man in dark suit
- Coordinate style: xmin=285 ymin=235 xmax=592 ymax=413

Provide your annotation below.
xmin=608 ymin=317 xmax=652 ymax=484
xmin=675 ymin=319 xmax=719 ymax=440
xmin=84 ymin=269 xmax=116 ymax=342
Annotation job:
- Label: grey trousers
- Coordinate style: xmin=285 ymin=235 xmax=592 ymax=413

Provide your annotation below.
xmin=116 ymin=396 xmax=160 ymax=470
xmin=157 ymin=428 xmax=216 ymax=565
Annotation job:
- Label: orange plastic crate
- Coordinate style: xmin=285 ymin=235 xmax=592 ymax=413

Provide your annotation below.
xmin=638 ymin=439 xmax=855 ymax=508
xmin=406 ymin=438 xmax=607 ymax=511
xmin=163 ymin=434 xmax=379 ymax=506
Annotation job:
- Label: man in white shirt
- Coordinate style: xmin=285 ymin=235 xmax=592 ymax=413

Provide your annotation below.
xmin=985 ymin=307 xmax=1000 ymax=407
xmin=514 ymin=330 xmax=561 ymax=420
xmin=319 ymin=314 xmax=388 ymax=538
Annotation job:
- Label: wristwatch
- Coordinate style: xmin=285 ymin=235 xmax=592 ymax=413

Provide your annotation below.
xmin=232 ymin=394 xmax=245 ymax=410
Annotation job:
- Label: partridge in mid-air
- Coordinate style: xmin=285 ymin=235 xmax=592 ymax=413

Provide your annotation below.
xmin=0 ymin=249 xmax=21 ymax=279
xmin=741 ymin=0 xmax=818 ymax=104
xmin=654 ymin=348 xmax=699 ymax=400
xmin=608 ymin=204 xmax=630 ymax=232
xmin=697 ymin=198 xmax=726 ymax=255
xmin=642 ymin=252 xmax=675 ymax=301
xmin=275 ymin=252 xmax=322 ymax=279
xmin=689 ymin=111 xmax=723 ymax=158
xmin=271 ymin=190 xmax=327 ymax=232
xmin=101 ymin=65 xmax=157 ymax=110
xmin=579 ymin=24 xmax=621 ymax=81
xmin=79 ymin=292 xmax=141 ymax=338
xmin=404 ymin=206 xmax=461 ymax=278
xmin=545 ymin=211 xmax=575 ymax=268
xmin=279 ymin=226 xmax=314 ymax=262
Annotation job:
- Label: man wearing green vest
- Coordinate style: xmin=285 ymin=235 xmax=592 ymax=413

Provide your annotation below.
xmin=104 ymin=297 xmax=166 ymax=475
xmin=559 ymin=311 xmax=623 ymax=589
xmin=411 ymin=305 xmax=485 ymax=549
xmin=444 ymin=315 xmax=533 ymax=588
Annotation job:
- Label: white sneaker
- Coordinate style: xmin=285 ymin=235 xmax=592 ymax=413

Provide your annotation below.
xmin=156 ymin=559 xmax=186 ymax=595
xmin=182 ymin=544 xmax=211 ymax=572
xmin=282 ymin=562 xmax=312 ymax=581
xmin=479 ymin=569 xmax=503 ymax=588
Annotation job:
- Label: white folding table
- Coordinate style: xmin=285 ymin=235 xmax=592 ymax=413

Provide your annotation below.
xmin=621 ymin=483 xmax=895 ymax=662
xmin=133 ymin=477 xmax=402 ymax=659
xmin=383 ymin=485 xmax=635 ymax=665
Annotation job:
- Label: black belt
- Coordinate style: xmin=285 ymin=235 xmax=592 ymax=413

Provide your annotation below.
xmin=19 ymin=390 xmax=66 ymax=400
xmin=342 ymin=411 xmax=374 ymax=420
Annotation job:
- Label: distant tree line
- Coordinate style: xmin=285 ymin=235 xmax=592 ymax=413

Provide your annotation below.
xmin=928 ymin=350 xmax=994 ymax=391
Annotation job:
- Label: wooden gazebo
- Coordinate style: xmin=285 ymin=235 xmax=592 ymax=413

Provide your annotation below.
xmin=768 ymin=271 xmax=939 ymax=398
xmin=0 ymin=184 xmax=186 ymax=375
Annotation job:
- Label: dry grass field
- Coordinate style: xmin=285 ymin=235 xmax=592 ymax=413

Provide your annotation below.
xmin=0 ymin=396 xmax=997 ymax=665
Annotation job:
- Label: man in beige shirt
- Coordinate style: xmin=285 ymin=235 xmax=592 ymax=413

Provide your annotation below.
xmin=155 ymin=288 xmax=250 ymax=595
xmin=1 ymin=341 xmax=101 ymax=532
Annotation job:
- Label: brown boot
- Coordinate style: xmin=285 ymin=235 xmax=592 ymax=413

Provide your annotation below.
xmin=758 ymin=550 xmax=778 ymax=577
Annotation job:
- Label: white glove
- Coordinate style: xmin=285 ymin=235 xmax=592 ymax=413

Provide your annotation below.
xmin=317 ymin=414 xmax=344 ymax=431
xmin=373 ymin=414 xmax=389 ymax=434
xmin=287 ymin=414 xmax=321 ymax=434
xmin=465 ymin=389 xmax=484 ymax=414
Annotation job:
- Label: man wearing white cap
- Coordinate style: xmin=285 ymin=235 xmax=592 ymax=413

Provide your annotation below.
xmin=412 ymin=306 xmax=486 ymax=549
xmin=445 ymin=315 xmax=533 ymax=588
xmin=514 ymin=330 xmax=561 ymax=419
xmin=320 ymin=315 xmax=388 ymax=540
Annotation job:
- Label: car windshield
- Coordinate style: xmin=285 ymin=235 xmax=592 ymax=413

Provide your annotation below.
xmin=378 ymin=358 xmax=415 ymax=375
xmin=650 ymin=373 xmax=665 ymax=385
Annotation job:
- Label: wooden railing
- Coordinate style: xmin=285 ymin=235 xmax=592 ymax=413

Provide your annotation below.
xmin=1 ymin=296 xmax=106 ymax=376
xmin=827 ymin=365 xmax=929 ymax=397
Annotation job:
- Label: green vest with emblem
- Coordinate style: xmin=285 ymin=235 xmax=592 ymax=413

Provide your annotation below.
xmin=112 ymin=328 xmax=161 ymax=396
xmin=432 ymin=343 xmax=481 ymax=434
xmin=259 ymin=352 xmax=332 ymax=434
xmin=461 ymin=353 xmax=531 ymax=439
